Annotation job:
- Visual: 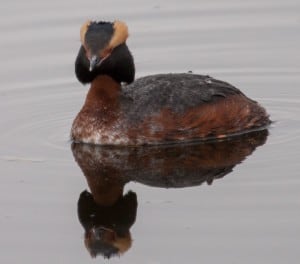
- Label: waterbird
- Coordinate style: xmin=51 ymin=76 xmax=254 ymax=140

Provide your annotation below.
xmin=71 ymin=20 xmax=270 ymax=145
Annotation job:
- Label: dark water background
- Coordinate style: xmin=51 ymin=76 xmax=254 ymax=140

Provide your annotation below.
xmin=0 ymin=0 xmax=299 ymax=263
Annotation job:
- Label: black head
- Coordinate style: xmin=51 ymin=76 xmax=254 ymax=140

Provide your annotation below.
xmin=75 ymin=20 xmax=135 ymax=84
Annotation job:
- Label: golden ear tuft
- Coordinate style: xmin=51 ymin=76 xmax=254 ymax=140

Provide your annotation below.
xmin=80 ymin=20 xmax=91 ymax=45
xmin=113 ymin=233 xmax=132 ymax=254
xmin=108 ymin=21 xmax=129 ymax=49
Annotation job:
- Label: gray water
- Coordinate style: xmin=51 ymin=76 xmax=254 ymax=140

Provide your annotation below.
xmin=1 ymin=0 xmax=300 ymax=263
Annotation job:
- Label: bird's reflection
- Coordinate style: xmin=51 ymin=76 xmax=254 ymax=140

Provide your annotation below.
xmin=72 ymin=130 xmax=268 ymax=259
xmin=77 ymin=190 xmax=137 ymax=258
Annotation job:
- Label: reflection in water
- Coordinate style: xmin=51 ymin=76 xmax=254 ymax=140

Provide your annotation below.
xmin=72 ymin=130 xmax=268 ymax=259
xmin=78 ymin=190 xmax=137 ymax=258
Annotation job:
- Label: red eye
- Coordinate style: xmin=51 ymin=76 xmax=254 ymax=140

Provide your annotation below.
xmin=85 ymin=50 xmax=91 ymax=60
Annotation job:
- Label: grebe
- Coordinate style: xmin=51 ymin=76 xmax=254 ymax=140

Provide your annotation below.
xmin=71 ymin=20 xmax=270 ymax=145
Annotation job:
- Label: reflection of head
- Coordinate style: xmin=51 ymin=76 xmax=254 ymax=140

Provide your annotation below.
xmin=84 ymin=227 xmax=132 ymax=258
xmin=78 ymin=190 xmax=137 ymax=259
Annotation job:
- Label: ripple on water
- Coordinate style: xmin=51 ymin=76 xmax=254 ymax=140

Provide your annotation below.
xmin=262 ymin=98 xmax=300 ymax=145
xmin=1 ymin=76 xmax=300 ymax=163
xmin=0 ymin=79 xmax=85 ymax=162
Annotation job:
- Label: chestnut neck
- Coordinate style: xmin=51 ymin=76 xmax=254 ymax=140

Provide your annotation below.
xmin=84 ymin=75 xmax=121 ymax=109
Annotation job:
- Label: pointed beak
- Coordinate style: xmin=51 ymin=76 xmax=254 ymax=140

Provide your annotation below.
xmin=89 ymin=53 xmax=111 ymax=72
xmin=89 ymin=55 xmax=98 ymax=72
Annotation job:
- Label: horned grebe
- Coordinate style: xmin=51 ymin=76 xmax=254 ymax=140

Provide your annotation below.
xmin=71 ymin=20 xmax=270 ymax=145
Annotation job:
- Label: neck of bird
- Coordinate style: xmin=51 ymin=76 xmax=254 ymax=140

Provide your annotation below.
xmin=84 ymin=75 xmax=121 ymax=109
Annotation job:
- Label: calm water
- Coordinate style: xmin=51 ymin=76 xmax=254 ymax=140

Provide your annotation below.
xmin=1 ymin=0 xmax=300 ymax=263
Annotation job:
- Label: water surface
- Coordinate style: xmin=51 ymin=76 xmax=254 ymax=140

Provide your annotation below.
xmin=1 ymin=0 xmax=300 ymax=263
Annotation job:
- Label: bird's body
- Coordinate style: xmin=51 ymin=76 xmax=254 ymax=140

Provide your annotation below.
xmin=71 ymin=21 xmax=270 ymax=145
